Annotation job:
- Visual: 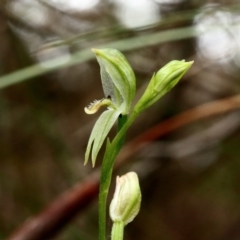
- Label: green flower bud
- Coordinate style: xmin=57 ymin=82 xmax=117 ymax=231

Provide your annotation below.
xmin=92 ymin=48 xmax=136 ymax=115
xmin=135 ymin=60 xmax=193 ymax=113
xmin=110 ymin=172 xmax=141 ymax=226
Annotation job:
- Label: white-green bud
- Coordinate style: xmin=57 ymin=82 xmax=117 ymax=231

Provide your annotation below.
xmin=110 ymin=172 xmax=141 ymax=226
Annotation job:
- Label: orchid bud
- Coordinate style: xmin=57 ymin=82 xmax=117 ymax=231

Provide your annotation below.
xmin=135 ymin=60 xmax=193 ymax=113
xmin=110 ymin=172 xmax=141 ymax=226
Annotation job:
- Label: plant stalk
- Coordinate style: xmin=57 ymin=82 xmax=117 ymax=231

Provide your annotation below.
xmin=98 ymin=110 xmax=138 ymax=240
xmin=111 ymin=221 xmax=124 ymax=240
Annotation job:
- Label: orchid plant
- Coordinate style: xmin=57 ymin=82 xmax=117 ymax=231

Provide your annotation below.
xmin=84 ymin=48 xmax=193 ymax=240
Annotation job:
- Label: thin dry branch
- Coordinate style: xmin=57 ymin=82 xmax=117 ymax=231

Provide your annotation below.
xmin=117 ymin=94 xmax=240 ymax=166
xmin=7 ymin=173 xmax=99 ymax=240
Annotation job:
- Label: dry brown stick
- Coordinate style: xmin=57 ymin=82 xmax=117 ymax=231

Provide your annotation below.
xmin=7 ymin=94 xmax=240 ymax=240
xmin=7 ymin=172 xmax=100 ymax=240
xmin=117 ymin=94 xmax=240 ymax=166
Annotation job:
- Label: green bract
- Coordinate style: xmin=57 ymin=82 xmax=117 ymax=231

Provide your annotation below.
xmin=84 ymin=48 xmax=136 ymax=166
xmin=134 ymin=60 xmax=193 ymax=113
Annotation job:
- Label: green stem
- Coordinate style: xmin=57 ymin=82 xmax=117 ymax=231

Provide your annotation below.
xmin=111 ymin=222 xmax=124 ymax=240
xmin=98 ymin=110 xmax=139 ymax=240
xmin=116 ymin=114 xmax=127 ymax=148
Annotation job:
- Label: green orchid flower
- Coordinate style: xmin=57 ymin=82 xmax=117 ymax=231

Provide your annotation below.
xmin=83 ymin=48 xmax=194 ymax=240
xmin=84 ymin=48 xmax=136 ymax=167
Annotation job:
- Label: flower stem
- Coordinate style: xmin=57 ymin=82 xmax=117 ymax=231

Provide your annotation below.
xmin=111 ymin=221 xmax=124 ymax=240
xmin=98 ymin=110 xmax=139 ymax=240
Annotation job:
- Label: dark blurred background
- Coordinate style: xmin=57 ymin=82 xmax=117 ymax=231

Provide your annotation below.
xmin=1 ymin=0 xmax=240 ymax=239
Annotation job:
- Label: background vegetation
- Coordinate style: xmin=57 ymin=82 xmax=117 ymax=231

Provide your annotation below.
xmin=1 ymin=0 xmax=240 ymax=239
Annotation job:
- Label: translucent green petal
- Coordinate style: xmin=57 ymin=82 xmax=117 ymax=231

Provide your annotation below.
xmin=92 ymin=48 xmax=136 ymax=114
xmin=98 ymin=59 xmax=122 ymax=107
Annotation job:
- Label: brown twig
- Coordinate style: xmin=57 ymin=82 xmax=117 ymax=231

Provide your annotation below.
xmin=7 ymin=94 xmax=240 ymax=240
xmin=7 ymin=172 xmax=100 ymax=240
xmin=117 ymin=94 xmax=240 ymax=165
